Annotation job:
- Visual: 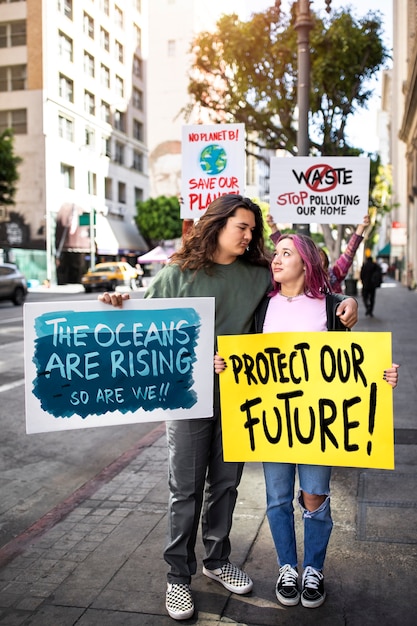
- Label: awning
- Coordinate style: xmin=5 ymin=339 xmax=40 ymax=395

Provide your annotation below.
xmin=137 ymin=245 xmax=175 ymax=263
xmin=378 ymin=243 xmax=391 ymax=257
xmin=95 ymin=215 xmax=148 ymax=256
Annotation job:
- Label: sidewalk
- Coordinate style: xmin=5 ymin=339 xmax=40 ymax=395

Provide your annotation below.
xmin=1 ymin=279 xmax=416 ymax=625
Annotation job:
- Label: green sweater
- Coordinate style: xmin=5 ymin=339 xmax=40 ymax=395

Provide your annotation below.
xmin=145 ymin=259 xmax=271 ymax=407
xmin=144 ymin=258 xmax=272 ymax=340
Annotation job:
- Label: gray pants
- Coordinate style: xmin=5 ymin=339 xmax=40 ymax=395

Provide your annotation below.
xmin=164 ymin=410 xmax=244 ymax=584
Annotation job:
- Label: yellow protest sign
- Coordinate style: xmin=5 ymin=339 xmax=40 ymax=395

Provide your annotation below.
xmin=218 ymin=332 xmax=394 ymax=470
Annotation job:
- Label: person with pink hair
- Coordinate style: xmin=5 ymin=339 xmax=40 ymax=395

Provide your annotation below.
xmin=266 ymin=215 xmax=370 ymax=294
xmin=215 ymin=232 xmax=399 ymax=610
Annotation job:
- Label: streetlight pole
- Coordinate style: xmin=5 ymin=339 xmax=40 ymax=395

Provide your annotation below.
xmin=295 ymin=0 xmax=313 ymax=159
xmin=275 ymin=1 xmax=332 ymax=235
xmin=294 ymin=0 xmax=314 ymax=235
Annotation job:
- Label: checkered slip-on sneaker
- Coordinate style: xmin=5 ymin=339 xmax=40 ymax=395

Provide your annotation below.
xmin=203 ymin=562 xmax=253 ymax=594
xmin=165 ymin=583 xmax=194 ymax=620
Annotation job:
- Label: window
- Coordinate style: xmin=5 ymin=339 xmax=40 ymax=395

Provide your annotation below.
xmin=134 ymin=25 xmax=141 ymax=51
xmin=59 ymin=74 xmax=73 ymax=101
xmin=10 ymin=65 xmax=25 ymax=90
xmin=105 ymin=177 xmax=112 ymax=200
xmin=132 ymin=150 xmax=143 ymax=172
xmin=0 ymin=109 xmax=27 ymax=134
xmin=83 ymin=13 xmax=94 ymax=39
xmin=114 ymin=6 xmax=123 ymax=28
xmin=85 ymin=127 xmax=95 ymax=147
xmin=84 ymin=90 xmax=95 ymax=115
xmin=133 ymin=56 xmax=142 ymax=78
xmin=114 ymin=110 xmax=126 ymax=132
xmin=100 ymin=64 xmax=110 ymax=88
xmin=58 ymin=0 xmax=72 ymax=19
xmin=0 ymin=65 xmax=26 ymax=91
xmin=167 ymin=39 xmax=176 ymax=57
xmin=88 ymin=171 xmax=97 ymax=195
xmin=11 ymin=20 xmax=26 ymax=46
xmin=115 ymin=75 xmax=124 ymax=98
xmin=59 ymin=31 xmax=73 ymax=62
xmin=102 ymin=136 xmax=111 ymax=157
xmin=133 ymin=119 xmax=143 ymax=142
xmin=100 ymin=0 xmax=109 ymax=15
xmin=61 ymin=163 xmax=74 ymax=189
xmin=84 ymin=51 xmax=94 ymax=77
xmin=115 ymin=40 xmax=123 ymax=63
xmin=118 ymin=181 xmax=126 ymax=203
xmin=0 ymin=21 xmax=26 ymax=47
xmin=58 ymin=114 xmax=74 ymax=141
xmin=135 ymin=187 xmax=143 ymax=204
xmin=100 ymin=27 xmax=109 ymax=52
xmin=101 ymin=101 xmax=110 ymax=123
xmin=114 ymin=142 xmax=124 ymax=165
xmin=132 ymin=87 xmax=143 ymax=110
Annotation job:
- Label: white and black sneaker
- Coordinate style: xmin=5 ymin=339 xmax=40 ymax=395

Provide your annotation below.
xmin=301 ymin=566 xmax=326 ymax=608
xmin=203 ymin=562 xmax=253 ymax=594
xmin=165 ymin=583 xmax=194 ymax=620
xmin=276 ymin=564 xmax=300 ymax=606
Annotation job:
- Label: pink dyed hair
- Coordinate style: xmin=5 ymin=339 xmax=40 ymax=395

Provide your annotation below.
xmin=269 ymin=233 xmax=332 ymax=299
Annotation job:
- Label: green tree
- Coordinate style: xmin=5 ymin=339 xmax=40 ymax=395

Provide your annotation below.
xmin=135 ymin=196 xmax=182 ymax=247
xmin=186 ymin=6 xmax=387 ymax=158
xmin=0 ymin=129 xmax=22 ymax=207
xmin=186 ymin=5 xmax=389 ymax=263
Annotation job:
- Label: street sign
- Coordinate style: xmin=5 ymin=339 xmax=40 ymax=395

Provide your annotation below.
xmin=79 ymin=212 xmax=96 ymax=226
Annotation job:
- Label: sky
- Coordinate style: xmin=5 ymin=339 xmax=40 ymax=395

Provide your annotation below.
xmin=242 ymin=0 xmax=393 ymax=154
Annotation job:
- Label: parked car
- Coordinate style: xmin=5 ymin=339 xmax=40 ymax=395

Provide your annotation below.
xmin=0 ymin=263 xmax=28 ymax=305
xmin=81 ymin=262 xmax=142 ymax=293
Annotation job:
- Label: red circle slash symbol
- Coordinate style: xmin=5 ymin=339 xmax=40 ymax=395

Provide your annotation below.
xmin=305 ymin=164 xmax=338 ymax=193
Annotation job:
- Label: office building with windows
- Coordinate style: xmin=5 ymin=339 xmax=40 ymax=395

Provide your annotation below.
xmin=0 ymin=0 xmax=148 ymax=284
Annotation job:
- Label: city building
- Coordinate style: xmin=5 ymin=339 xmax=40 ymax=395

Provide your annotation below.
xmin=395 ymin=0 xmax=417 ymax=287
xmin=0 ymin=0 xmax=148 ymax=285
xmin=147 ymin=0 xmax=269 ymax=204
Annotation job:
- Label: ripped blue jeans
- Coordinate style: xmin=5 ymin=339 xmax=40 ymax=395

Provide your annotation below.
xmin=263 ymin=463 xmax=333 ymax=571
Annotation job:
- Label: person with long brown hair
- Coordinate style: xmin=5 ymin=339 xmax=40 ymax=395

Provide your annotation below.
xmin=100 ymin=195 xmax=359 ymax=620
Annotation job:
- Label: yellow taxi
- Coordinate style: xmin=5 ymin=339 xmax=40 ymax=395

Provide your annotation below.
xmin=81 ymin=262 xmax=143 ymax=293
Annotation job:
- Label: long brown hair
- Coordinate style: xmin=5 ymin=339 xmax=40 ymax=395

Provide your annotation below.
xmin=171 ymin=194 xmax=270 ymax=272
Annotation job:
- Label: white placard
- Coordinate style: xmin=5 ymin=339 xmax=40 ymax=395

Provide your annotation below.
xmin=24 ymin=298 xmax=215 ymax=433
xmin=181 ymin=123 xmax=245 ymax=218
xmin=269 ymin=156 xmax=370 ymax=224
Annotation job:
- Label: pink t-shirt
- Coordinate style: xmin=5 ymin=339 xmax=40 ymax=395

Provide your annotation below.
xmin=263 ymin=293 xmax=327 ymax=333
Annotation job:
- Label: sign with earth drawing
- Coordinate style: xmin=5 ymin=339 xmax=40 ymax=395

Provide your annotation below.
xmin=181 ymin=123 xmax=245 ymax=218
xmin=269 ymin=156 xmax=370 ymax=225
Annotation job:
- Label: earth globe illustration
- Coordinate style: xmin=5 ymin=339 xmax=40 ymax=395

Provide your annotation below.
xmin=199 ymin=144 xmax=227 ymax=175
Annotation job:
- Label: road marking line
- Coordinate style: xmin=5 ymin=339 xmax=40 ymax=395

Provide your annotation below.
xmin=0 ymin=379 xmax=25 ymax=393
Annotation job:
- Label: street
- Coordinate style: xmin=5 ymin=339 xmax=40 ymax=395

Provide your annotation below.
xmin=0 ymin=286 xmax=159 ymax=550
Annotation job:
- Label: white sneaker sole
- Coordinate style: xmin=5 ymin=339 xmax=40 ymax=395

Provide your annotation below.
xmin=301 ymin=591 xmax=326 ymax=608
xmin=202 ymin=566 xmax=253 ymax=594
xmin=166 ymin=605 xmax=194 ymax=620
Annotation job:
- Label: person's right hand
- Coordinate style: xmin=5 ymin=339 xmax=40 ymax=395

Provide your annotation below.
xmin=98 ymin=292 xmax=130 ymax=308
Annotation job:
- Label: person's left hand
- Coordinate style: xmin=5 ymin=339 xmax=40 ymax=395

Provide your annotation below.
xmin=214 ymin=352 xmax=227 ymax=374
xmin=336 ymin=297 xmax=358 ymax=328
